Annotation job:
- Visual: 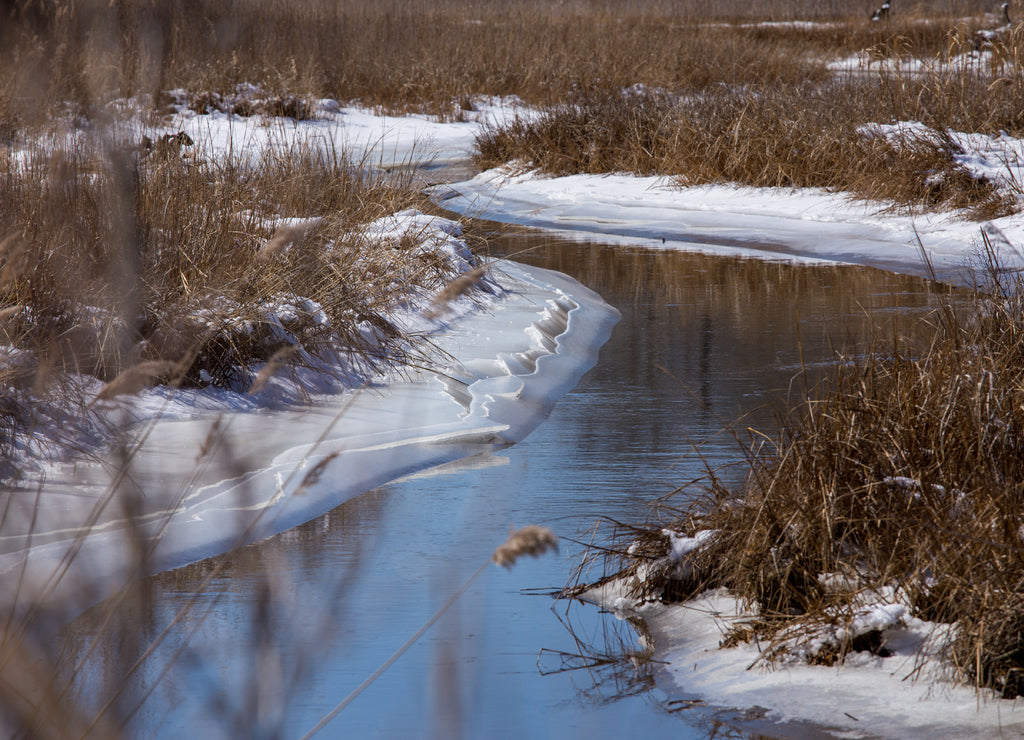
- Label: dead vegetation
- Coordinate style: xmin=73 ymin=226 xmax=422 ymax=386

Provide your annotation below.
xmin=475 ymin=83 xmax=1017 ymax=219
xmin=583 ymin=242 xmax=1024 ymax=698
xmin=472 ymin=14 xmax=1024 ymax=219
xmin=4 ymin=0 xmax=1024 ymax=220
xmin=5 ymin=0 xmax=1024 ymax=729
xmin=0 ymin=133 xmax=476 ymax=473
xmin=0 ymin=0 xmax=1005 ymax=130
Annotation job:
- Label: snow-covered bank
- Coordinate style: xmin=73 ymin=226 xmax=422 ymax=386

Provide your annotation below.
xmin=0 ymin=259 xmax=618 ymax=622
xmin=590 ymin=584 xmax=1024 ymax=739
xmin=433 ymin=166 xmax=1024 ymax=284
xmin=16 ymin=92 xmax=1024 ymax=732
xmin=157 ymin=91 xmax=528 ymax=170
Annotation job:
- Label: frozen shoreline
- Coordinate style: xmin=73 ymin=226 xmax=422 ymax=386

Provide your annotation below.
xmin=0 ymin=260 xmax=618 ymax=622
xmin=585 ymin=579 xmax=1024 ymax=739
xmin=433 ymin=165 xmax=1024 ymax=285
xmin=15 ymin=94 xmax=1024 ymax=733
xmin=646 ymin=591 xmax=1024 ymax=739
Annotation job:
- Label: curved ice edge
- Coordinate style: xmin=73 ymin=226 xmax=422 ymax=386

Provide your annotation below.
xmin=0 ymin=261 xmax=620 ymax=622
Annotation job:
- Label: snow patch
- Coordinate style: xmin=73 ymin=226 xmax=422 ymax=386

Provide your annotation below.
xmin=434 ymin=165 xmax=1024 ymax=284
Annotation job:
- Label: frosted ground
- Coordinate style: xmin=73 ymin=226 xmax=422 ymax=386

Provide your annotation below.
xmin=12 ymin=86 xmax=1024 ymax=736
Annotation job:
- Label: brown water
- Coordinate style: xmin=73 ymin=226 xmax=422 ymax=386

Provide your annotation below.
xmin=57 ymin=235 xmax=951 ymax=739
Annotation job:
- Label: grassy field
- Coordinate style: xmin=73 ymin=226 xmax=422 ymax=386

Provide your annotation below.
xmin=0 ymin=0 xmax=1005 ymax=125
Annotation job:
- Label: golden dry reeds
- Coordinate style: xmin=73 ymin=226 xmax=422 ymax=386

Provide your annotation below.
xmin=475 ymin=75 xmax=1019 ymax=219
xmin=423 ymin=265 xmax=486 ymax=319
xmin=0 ymin=127 xmax=464 ymax=480
xmin=5 ymin=0 xmax=1024 ymax=729
xmin=0 ymin=0 xmax=999 ymax=132
xmin=95 ymin=360 xmax=180 ymax=401
xmin=0 ymin=139 xmax=435 ymax=380
xmin=492 ymin=524 xmax=559 ymax=568
xmin=598 ymin=243 xmax=1024 ymax=697
xmin=3 ymin=1 xmax=1021 ymax=225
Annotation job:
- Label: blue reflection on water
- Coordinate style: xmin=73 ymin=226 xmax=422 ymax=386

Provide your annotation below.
xmin=60 ymin=241 xmax=948 ymax=739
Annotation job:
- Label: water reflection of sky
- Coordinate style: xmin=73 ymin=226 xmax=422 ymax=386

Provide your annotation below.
xmin=59 ymin=238 xmax=951 ymax=739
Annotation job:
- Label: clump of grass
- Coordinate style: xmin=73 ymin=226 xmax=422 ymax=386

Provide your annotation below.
xmin=592 ymin=241 xmax=1024 ymax=697
xmin=476 ymin=80 xmax=1017 ymax=219
xmin=0 ymin=132 xmax=476 ymax=473
xmin=184 ymin=89 xmax=317 ymax=120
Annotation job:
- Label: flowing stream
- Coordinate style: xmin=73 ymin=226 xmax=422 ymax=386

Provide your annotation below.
xmin=58 ymin=232 xmax=951 ymax=738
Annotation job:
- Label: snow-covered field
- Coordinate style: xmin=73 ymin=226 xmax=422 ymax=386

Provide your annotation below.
xmin=122 ymin=90 xmax=1024 ymax=286
xmin=157 ymin=92 xmax=1024 ymax=289
xmin=157 ymin=90 xmax=532 ymax=170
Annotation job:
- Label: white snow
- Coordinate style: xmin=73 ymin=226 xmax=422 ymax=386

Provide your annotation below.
xmin=860 ymin=121 xmax=1024 ymax=197
xmin=829 ymin=46 xmax=1015 ymax=79
xmin=664 ymin=529 xmax=716 ymax=562
xmin=0 ymin=256 xmax=619 ymax=622
xmin=433 ymin=163 xmax=1024 ymax=284
xmin=589 ymin=588 xmax=1024 ymax=739
xmin=160 ymin=90 xmax=529 ymax=170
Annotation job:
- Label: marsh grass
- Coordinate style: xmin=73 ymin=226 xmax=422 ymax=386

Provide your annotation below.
xmin=588 ymin=244 xmax=1024 ymax=697
xmin=475 ymin=66 xmax=1023 ymax=218
xmin=5 ymin=0 xmax=1024 ymax=732
xmin=0 ymin=131 xmax=471 ymax=470
xmin=0 ymin=0 xmax=1002 ymax=129
xmin=6 ymin=1 xmax=1023 ymax=222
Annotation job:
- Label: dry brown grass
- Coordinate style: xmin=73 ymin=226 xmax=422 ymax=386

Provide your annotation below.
xmin=0 ymin=0 xmax=1001 ymax=130
xmin=0 ymin=133 xmax=471 ymax=475
xmin=0 ymin=141 xmax=436 ymax=374
xmin=593 ymin=244 xmax=1024 ymax=697
xmin=4 ymin=0 xmax=1024 ymax=725
xmin=474 ymin=16 xmax=1024 ymax=218
xmin=4 ymin=2 xmax=1021 ymax=222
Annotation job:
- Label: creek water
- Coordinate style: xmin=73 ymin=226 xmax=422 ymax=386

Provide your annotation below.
xmin=58 ymin=234 xmax=950 ymax=738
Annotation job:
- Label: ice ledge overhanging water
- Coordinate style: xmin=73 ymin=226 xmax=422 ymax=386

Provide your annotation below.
xmin=0 ymin=260 xmax=619 ymax=622
xmin=431 ymin=167 xmax=1024 ymax=285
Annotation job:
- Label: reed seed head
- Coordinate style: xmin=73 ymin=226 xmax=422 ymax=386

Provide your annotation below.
xmin=257 ymin=221 xmax=321 ymax=261
xmin=247 ymin=344 xmax=298 ymax=396
xmin=424 ymin=266 xmax=486 ymax=319
xmin=96 ymin=360 xmax=179 ymax=400
xmin=492 ymin=524 xmax=558 ymax=568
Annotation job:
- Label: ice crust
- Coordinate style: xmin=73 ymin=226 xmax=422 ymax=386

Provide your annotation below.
xmin=0 ymin=262 xmax=618 ymax=621
xmin=433 ymin=166 xmax=1024 ymax=284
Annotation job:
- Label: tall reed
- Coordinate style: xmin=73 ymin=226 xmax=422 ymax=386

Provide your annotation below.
xmin=597 ymin=246 xmax=1024 ymax=697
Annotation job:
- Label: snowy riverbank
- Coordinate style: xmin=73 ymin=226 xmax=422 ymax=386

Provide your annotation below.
xmin=587 ymin=578 xmax=1024 ymax=739
xmin=144 ymin=89 xmax=1024 ymax=285
xmin=13 ymin=91 xmax=1024 ymax=734
xmin=434 ymin=163 xmax=1024 ymax=285
xmin=0 ymin=255 xmax=618 ymax=622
